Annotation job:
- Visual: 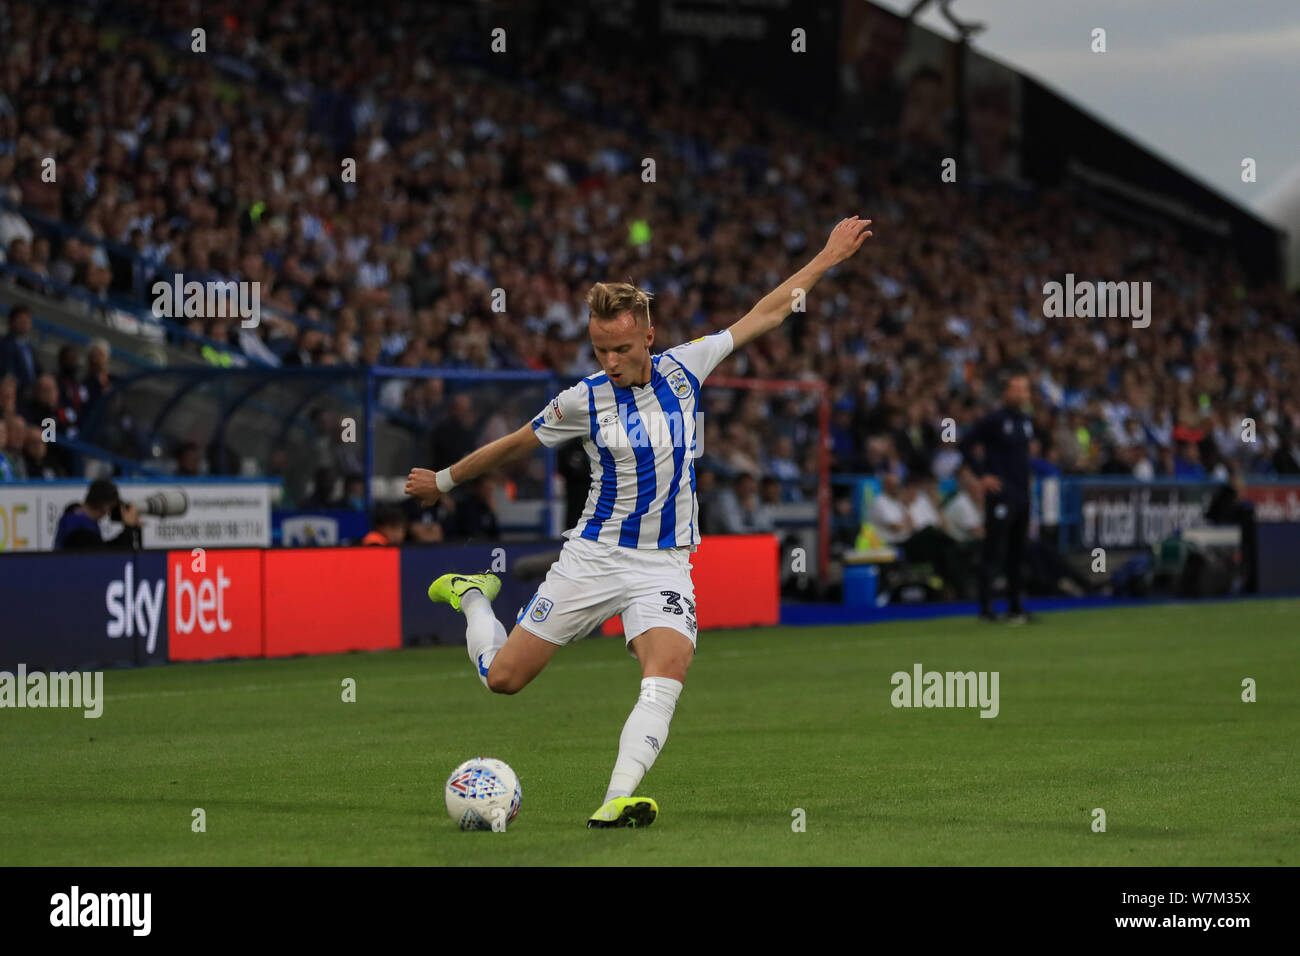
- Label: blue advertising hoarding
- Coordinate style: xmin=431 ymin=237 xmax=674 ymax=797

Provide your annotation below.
xmin=399 ymin=542 xmax=565 ymax=646
xmin=0 ymin=551 xmax=169 ymax=671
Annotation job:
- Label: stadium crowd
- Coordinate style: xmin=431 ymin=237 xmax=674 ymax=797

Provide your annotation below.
xmin=2 ymin=0 xmax=1299 ymax=518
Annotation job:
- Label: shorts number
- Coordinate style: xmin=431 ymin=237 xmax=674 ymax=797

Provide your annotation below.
xmin=661 ymin=591 xmax=697 ymax=632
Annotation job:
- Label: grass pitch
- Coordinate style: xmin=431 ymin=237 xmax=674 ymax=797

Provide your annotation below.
xmin=2 ymin=600 xmax=1296 ymax=865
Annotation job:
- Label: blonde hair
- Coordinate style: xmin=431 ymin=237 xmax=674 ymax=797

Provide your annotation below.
xmin=586 ymin=281 xmax=653 ymax=329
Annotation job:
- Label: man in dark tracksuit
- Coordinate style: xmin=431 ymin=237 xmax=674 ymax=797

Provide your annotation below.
xmin=959 ymin=371 xmax=1033 ymax=623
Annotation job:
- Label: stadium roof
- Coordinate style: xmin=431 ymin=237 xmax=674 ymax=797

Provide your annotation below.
xmin=1258 ymin=163 xmax=1300 ymax=288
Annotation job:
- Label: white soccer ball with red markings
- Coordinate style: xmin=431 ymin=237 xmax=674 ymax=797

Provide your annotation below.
xmin=445 ymin=757 xmax=522 ymax=831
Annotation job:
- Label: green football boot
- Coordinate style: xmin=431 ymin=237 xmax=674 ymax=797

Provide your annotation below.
xmin=587 ymin=796 xmax=659 ymax=829
xmin=427 ymin=572 xmax=501 ymax=612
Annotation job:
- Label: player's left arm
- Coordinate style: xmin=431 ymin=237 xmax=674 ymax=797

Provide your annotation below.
xmin=727 ymin=216 xmax=873 ymax=350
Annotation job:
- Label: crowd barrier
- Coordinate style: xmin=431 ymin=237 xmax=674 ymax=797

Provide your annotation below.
xmin=0 ymin=536 xmax=781 ymax=671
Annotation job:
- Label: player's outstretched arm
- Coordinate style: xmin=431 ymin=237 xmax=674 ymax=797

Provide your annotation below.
xmin=727 ymin=215 xmax=873 ymax=350
xmin=405 ymin=424 xmax=541 ymax=505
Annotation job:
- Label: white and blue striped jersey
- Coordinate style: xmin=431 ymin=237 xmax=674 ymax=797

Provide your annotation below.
xmin=531 ymin=329 xmax=734 ymax=551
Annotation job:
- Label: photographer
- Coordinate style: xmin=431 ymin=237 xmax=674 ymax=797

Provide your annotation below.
xmin=54 ymin=478 xmax=143 ymax=550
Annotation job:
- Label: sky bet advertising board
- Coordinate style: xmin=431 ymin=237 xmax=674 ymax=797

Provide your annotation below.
xmin=0 ymin=552 xmax=171 ymax=671
xmin=0 ymin=548 xmax=401 ymax=671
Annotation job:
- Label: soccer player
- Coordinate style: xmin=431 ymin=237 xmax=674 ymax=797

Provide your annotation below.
xmin=405 ymin=216 xmax=873 ymax=828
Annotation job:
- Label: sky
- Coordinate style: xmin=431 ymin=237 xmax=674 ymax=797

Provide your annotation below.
xmin=870 ymin=0 xmax=1300 ymax=223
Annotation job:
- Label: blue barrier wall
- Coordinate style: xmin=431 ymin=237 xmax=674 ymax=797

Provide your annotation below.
xmin=398 ymin=542 xmax=564 ymax=646
xmin=1 ymin=551 xmax=170 ymax=671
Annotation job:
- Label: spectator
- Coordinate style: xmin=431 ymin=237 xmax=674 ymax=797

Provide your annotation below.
xmin=764 ymin=436 xmax=802 ymax=492
xmin=1129 ymin=443 xmax=1156 ymax=481
xmin=900 ymin=471 xmax=972 ymax=598
xmin=867 ymin=471 xmax=911 ymax=546
xmin=905 ymin=473 xmax=944 ymax=531
xmin=1098 ymin=442 xmax=1130 ymax=476
xmin=695 ymin=467 xmax=721 ymax=535
xmin=943 ymin=468 xmax=984 ymax=543
xmin=175 ymin=441 xmax=203 ymax=477
xmin=758 ymin=475 xmax=784 ymax=509
xmin=1028 ymin=437 xmax=1062 ymax=479
xmin=49 ymin=236 xmax=89 ymax=287
xmin=714 ymin=472 xmax=776 ymax=534
xmin=402 ymin=492 xmax=451 ymax=543
xmin=300 ymin=467 xmax=342 ymax=509
xmin=1272 ymin=431 xmax=1300 ymax=475
xmin=557 ymin=436 xmax=592 ymax=531
xmin=0 ymin=305 xmax=40 ymax=396
xmin=1173 ymin=441 xmax=1207 ymax=479
xmin=0 ymin=185 xmax=34 ymax=253
xmin=377 ymin=341 xmax=422 ymax=410
xmin=431 ymin=394 xmax=479 ymax=468
xmin=447 ymin=475 xmax=500 ymax=541
xmin=893 ymin=403 xmax=938 ymax=475
xmin=1155 ymin=444 xmax=1178 ymax=478
xmin=262 ymin=448 xmax=298 ymax=508
xmin=23 ymin=374 xmax=65 ymax=434
xmin=2 ymin=412 xmax=27 ymax=478
xmin=82 ymin=339 xmax=115 ymax=412
xmin=0 ymin=417 xmax=17 ymax=481
xmin=20 ymin=376 xmax=76 ymax=473
xmin=307 ymin=407 xmax=364 ymax=479
xmin=871 ymin=471 xmax=971 ymax=599
xmin=362 ymin=505 xmax=408 ymax=545
xmin=282 ymin=327 xmax=327 ymax=367
xmin=0 ymin=374 xmax=17 ymax=416
xmin=23 ymin=425 xmax=66 ymax=479
xmin=54 ymin=479 xmax=142 ymax=550
xmin=0 ymin=0 xmax=1296 ymax=495
xmin=342 ymin=473 xmax=367 ymax=511
xmin=55 ymin=345 xmax=86 ymax=420
xmin=5 ymin=237 xmax=42 ymax=291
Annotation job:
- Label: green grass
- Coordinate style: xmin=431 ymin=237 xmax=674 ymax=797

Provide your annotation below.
xmin=2 ymin=600 xmax=1297 ymax=865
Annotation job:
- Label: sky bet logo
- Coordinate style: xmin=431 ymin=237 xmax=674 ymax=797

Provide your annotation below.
xmin=106 ymin=562 xmax=164 ymax=652
xmin=173 ymin=563 xmax=233 ymax=634
xmin=105 ymin=561 xmax=236 ymax=653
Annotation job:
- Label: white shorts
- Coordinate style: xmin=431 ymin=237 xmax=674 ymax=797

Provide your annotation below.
xmin=514 ymin=537 xmax=698 ymax=654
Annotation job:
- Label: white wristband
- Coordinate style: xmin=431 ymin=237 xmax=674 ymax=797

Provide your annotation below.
xmin=435 ymin=468 xmax=458 ymax=493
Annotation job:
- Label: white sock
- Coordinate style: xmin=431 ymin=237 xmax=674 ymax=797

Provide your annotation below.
xmin=604 ymin=677 xmax=683 ymax=802
xmin=461 ymin=590 xmax=507 ymax=689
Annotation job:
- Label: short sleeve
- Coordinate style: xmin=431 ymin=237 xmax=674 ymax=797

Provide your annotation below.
xmin=665 ymin=330 xmax=734 ymax=383
xmin=531 ymin=381 xmax=590 ymax=448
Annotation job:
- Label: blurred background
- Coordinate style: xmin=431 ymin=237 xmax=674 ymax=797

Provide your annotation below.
xmin=2 ymin=0 xmax=1298 ymax=617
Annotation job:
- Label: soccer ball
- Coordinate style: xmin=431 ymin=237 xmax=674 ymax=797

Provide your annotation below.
xmin=444 ymin=757 xmax=522 ymax=831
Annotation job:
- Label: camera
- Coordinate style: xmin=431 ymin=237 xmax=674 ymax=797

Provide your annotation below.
xmin=110 ymin=489 xmax=190 ymax=521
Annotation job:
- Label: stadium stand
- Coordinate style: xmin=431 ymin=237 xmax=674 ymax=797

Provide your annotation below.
xmin=2 ymin=0 xmax=1297 ymax=526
